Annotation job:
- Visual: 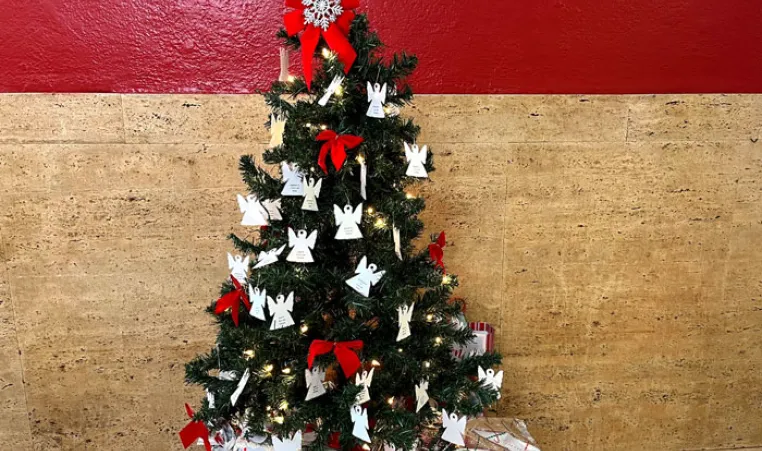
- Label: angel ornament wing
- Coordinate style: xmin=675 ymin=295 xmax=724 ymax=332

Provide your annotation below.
xmin=301 ymin=178 xmax=323 ymax=211
xmin=281 ymin=162 xmax=306 ymax=196
xmin=247 ymin=286 xmax=267 ymax=321
xmin=305 ymin=367 xmax=327 ymax=401
xmin=478 ymin=366 xmax=504 ymax=399
xmin=272 ymin=431 xmax=302 ymax=451
xmin=396 ymin=302 xmax=415 ymax=342
xmin=319 ymin=74 xmax=344 ymax=106
xmin=366 ymin=82 xmax=387 ymax=119
xmin=237 ymin=194 xmax=269 ymax=226
xmin=354 ymin=368 xmax=374 ymax=405
xmin=267 ymin=292 xmax=295 ymax=330
xmin=346 ymin=256 xmax=385 ymax=297
xmin=404 ymin=142 xmax=429 ymax=178
xmin=350 ymin=405 xmax=371 ymax=443
xmin=254 ymin=244 xmax=286 ymax=269
xmin=262 ymin=198 xmax=283 ymax=221
xmin=269 ymin=114 xmax=286 ymax=149
xmin=227 ymin=253 xmax=249 ymax=285
xmin=441 ymin=409 xmax=467 ymax=446
xmin=415 ymin=379 xmax=429 ymax=412
xmin=334 ymin=203 xmax=363 ymax=240
xmin=287 ymin=228 xmax=318 ymax=263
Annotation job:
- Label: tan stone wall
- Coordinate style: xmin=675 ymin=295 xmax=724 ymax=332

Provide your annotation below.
xmin=0 ymin=94 xmax=761 ymax=450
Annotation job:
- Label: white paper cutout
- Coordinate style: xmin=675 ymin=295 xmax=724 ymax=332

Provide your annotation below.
xmin=253 ymin=244 xmax=286 ymax=269
xmin=218 ymin=370 xmax=238 ymax=381
xmin=384 ymin=444 xmax=396 ymax=451
xmin=247 ymin=286 xmax=267 ymax=321
xmin=333 ymin=203 xmax=363 ymax=240
xmin=305 ymin=367 xmax=327 ymax=401
xmin=262 ymin=198 xmax=283 ymax=221
xmin=441 ymin=409 xmax=467 ymax=446
xmin=366 ymin=82 xmax=387 ymax=119
xmin=281 ymin=162 xmax=306 ymax=196
xmin=360 ymin=158 xmax=367 ymax=200
xmin=267 ymin=292 xmax=295 ymax=330
xmin=350 ymin=404 xmax=371 ymax=443
xmin=393 ymin=225 xmax=402 ymax=260
xmin=319 ymin=74 xmax=344 ymax=106
xmin=227 ymin=253 xmax=250 ymax=285
xmin=237 ymin=194 xmax=270 ymax=226
xmin=346 ymin=256 xmax=385 ymax=297
xmin=231 ymin=368 xmax=250 ymax=406
xmin=206 ymin=389 xmax=215 ymax=409
xmin=273 ymin=431 xmax=302 ymax=451
xmin=404 ymin=142 xmax=429 ymax=178
xmin=270 ymin=114 xmax=286 ymax=149
xmin=477 ymin=366 xmax=504 ymax=399
xmin=287 ymin=228 xmax=318 ymax=263
xmin=415 ymin=380 xmax=429 ymax=412
xmin=301 ymin=178 xmax=323 ymax=211
xmin=279 ymin=48 xmax=290 ymax=82
xmin=354 ymin=368 xmax=374 ymax=405
xmin=396 ymin=302 xmax=414 ymax=342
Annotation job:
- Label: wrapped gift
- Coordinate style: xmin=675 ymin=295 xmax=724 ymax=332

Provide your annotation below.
xmin=464 ymin=417 xmax=542 ymax=451
xmin=452 ymin=322 xmax=495 ymax=360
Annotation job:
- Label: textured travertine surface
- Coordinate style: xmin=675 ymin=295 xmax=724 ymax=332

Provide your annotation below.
xmin=0 ymin=94 xmax=761 ymax=450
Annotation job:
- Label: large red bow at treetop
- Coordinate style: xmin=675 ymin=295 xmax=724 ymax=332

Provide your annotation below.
xmin=284 ymin=0 xmax=359 ymax=89
xmin=179 ymin=403 xmax=211 ymax=451
xmin=316 ymin=130 xmax=363 ymax=173
xmin=429 ymin=231 xmax=446 ymax=271
xmin=308 ymin=339 xmax=364 ymax=377
xmin=214 ymin=276 xmax=251 ymax=327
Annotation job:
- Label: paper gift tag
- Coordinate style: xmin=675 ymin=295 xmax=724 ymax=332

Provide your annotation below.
xmin=287 ymin=228 xmax=318 ymax=263
xmin=477 ymin=366 xmax=504 ymax=399
xmin=366 ymin=82 xmax=387 ymax=119
xmin=227 ymin=253 xmax=249 ymax=285
xmin=441 ymin=409 xmax=467 ymax=446
xmin=415 ymin=380 xmax=429 ymax=412
xmin=305 ymin=367 xmax=327 ymax=401
xmin=350 ymin=405 xmax=371 ymax=443
xmin=354 ymin=368 xmax=374 ymax=405
xmin=262 ymin=198 xmax=283 ymax=221
xmin=346 ymin=256 xmax=385 ymax=297
xmin=247 ymin=286 xmax=267 ymax=321
xmin=393 ymin=224 xmax=402 ymax=260
xmin=230 ymin=368 xmax=250 ymax=406
xmin=333 ymin=203 xmax=363 ymax=240
xmin=269 ymin=114 xmax=286 ymax=149
xmin=273 ymin=431 xmax=302 ymax=451
xmin=254 ymin=244 xmax=286 ymax=269
xmin=237 ymin=194 xmax=270 ymax=226
xmin=319 ymin=74 xmax=344 ymax=106
xmin=267 ymin=292 xmax=295 ymax=330
xmin=302 ymin=178 xmax=322 ymax=211
xmin=281 ymin=162 xmax=306 ymax=196
xmin=396 ymin=302 xmax=414 ymax=342
xmin=404 ymin=142 xmax=429 ymax=178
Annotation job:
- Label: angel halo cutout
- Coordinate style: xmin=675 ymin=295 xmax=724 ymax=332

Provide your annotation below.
xmin=287 ymin=228 xmax=318 ymax=263
xmin=346 ymin=256 xmax=385 ymax=297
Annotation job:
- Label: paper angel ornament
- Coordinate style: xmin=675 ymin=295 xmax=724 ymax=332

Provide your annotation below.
xmin=305 ymin=367 xmax=327 ymax=401
xmin=396 ymin=302 xmax=415 ymax=342
xmin=301 ymin=178 xmax=323 ymax=211
xmin=267 ymin=292 xmax=295 ymax=330
xmin=415 ymin=380 xmax=429 ymax=412
xmin=206 ymin=389 xmax=215 ymax=409
xmin=478 ymin=366 xmax=504 ymax=399
xmin=230 ymin=368 xmax=250 ymax=406
xmin=354 ymin=368 xmax=374 ymax=405
xmin=404 ymin=142 xmax=429 ymax=178
xmin=281 ymin=162 xmax=305 ymax=196
xmin=333 ymin=203 xmax=363 ymax=240
xmin=319 ymin=74 xmax=345 ymax=106
xmin=237 ymin=194 xmax=270 ymax=226
xmin=273 ymin=431 xmax=302 ymax=451
xmin=269 ymin=114 xmax=286 ymax=148
xmin=262 ymin=198 xmax=283 ymax=221
xmin=346 ymin=256 xmax=385 ymax=297
xmin=253 ymin=244 xmax=286 ymax=269
xmin=287 ymin=228 xmax=318 ymax=263
xmin=247 ymin=286 xmax=267 ymax=321
xmin=218 ymin=370 xmax=238 ymax=381
xmin=227 ymin=253 xmax=250 ymax=285
xmin=350 ymin=405 xmax=371 ymax=443
xmin=441 ymin=409 xmax=467 ymax=446
xmin=393 ymin=225 xmax=402 ymax=260
xmin=366 ymin=82 xmax=387 ymax=119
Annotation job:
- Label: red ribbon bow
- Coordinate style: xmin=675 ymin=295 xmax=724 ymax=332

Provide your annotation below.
xmin=179 ymin=403 xmax=211 ymax=451
xmin=428 ymin=231 xmax=446 ymax=271
xmin=214 ymin=276 xmax=251 ymax=327
xmin=284 ymin=0 xmax=359 ymax=89
xmin=307 ymin=339 xmax=364 ymax=377
xmin=316 ymin=130 xmax=363 ymax=173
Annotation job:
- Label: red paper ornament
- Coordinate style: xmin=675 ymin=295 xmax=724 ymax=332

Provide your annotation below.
xmin=214 ymin=276 xmax=251 ymax=327
xmin=316 ymin=130 xmax=364 ymax=173
xmin=429 ymin=231 xmax=446 ymax=271
xmin=179 ymin=403 xmax=211 ymax=451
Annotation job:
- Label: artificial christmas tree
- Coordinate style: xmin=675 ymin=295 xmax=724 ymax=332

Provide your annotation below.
xmin=181 ymin=6 xmax=502 ymax=451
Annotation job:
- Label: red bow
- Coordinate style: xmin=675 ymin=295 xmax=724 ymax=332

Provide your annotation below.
xmin=179 ymin=403 xmax=211 ymax=451
xmin=214 ymin=276 xmax=251 ymax=327
xmin=429 ymin=231 xmax=446 ymax=271
xmin=284 ymin=0 xmax=359 ymax=89
xmin=316 ymin=130 xmax=363 ymax=173
xmin=308 ymin=339 xmax=364 ymax=377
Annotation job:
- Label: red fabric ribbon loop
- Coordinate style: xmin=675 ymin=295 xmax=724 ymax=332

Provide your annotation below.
xmin=308 ymin=339 xmax=364 ymax=377
xmin=179 ymin=403 xmax=211 ymax=451
xmin=214 ymin=276 xmax=251 ymax=327
xmin=316 ymin=130 xmax=364 ymax=173
xmin=428 ymin=231 xmax=446 ymax=271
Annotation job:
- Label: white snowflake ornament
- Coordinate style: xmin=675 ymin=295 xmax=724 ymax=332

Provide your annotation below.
xmin=281 ymin=162 xmax=306 ymax=196
xmin=333 ymin=203 xmax=363 ymax=240
xmin=302 ymin=177 xmax=323 ymax=211
xmin=415 ymin=380 xmax=429 ymax=412
xmin=319 ymin=74 xmax=344 ymax=106
xmin=247 ymin=286 xmax=267 ymax=321
xmin=237 ymin=194 xmax=270 ymax=226
xmin=441 ymin=409 xmax=467 ymax=446
xmin=305 ymin=367 xmax=327 ymax=401
xmin=346 ymin=256 xmax=385 ymax=297
xmin=303 ymin=0 xmax=344 ymax=31
xmin=268 ymin=292 xmax=295 ymax=330
xmin=273 ymin=431 xmax=302 ymax=451
xmin=478 ymin=366 xmax=504 ymax=399
xmin=404 ymin=142 xmax=429 ymax=178
xmin=262 ymin=198 xmax=283 ymax=221
xmin=366 ymin=82 xmax=387 ymax=118
xmin=350 ymin=404 xmax=371 ymax=443
xmin=396 ymin=302 xmax=414 ymax=342
xmin=254 ymin=244 xmax=287 ymax=269
xmin=287 ymin=228 xmax=318 ymax=263
xmin=354 ymin=368 xmax=374 ymax=405
xmin=227 ymin=253 xmax=249 ymax=285
xmin=269 ymin=114 xmax=286 ymax=149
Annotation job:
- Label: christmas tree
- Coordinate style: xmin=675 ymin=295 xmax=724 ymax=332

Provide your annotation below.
xmin=181 ymin=4 xmax=502 ymax=450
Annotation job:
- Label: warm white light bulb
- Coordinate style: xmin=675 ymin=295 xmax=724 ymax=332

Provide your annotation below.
xmin=335 ymin=85 xmax=344 ymax=96
xmin=387 ymin=397 xmax=395 ymax=405
xmin=435 ymin=337 xmax=443 ymax=345
xmin=287 ymin=75 xmax=296 ymax=83
xmin=264 ymin=364 xmax=274 ymax=372
xmin=426 ymin=314 xmax=434 ymax=322
xmin=366 ymin=207 xmax=375 ymax=215
xmin=243 ymin=349 xmax=255 ymax=359
xmin=374 ymin=218 xmax=387 ymax=229
xmin=442 ymin=275 xmax=452 ymax=285
xmin=282 ymin=367 xmax=292 ymax=374
xmin=300 ymin=324 xmax=309 ymax=333
xmin=371 ymin=359 xmax=381 ymax=367
xmin=322 ymin=48 xmax=331 ymax=58
xmin=424 ymin=361 xmax=431 ymax=368
xmin=406 ymin=192 xmax=415 ymax=199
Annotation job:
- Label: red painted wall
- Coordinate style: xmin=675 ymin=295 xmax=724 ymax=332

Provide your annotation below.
xmin=1 ymin=1 xmax=761 ymax=94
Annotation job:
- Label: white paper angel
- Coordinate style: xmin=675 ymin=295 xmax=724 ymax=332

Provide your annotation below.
xmin=262 ymin=198 xmax=283 ymax=221
xmin=281 ymin=162 xmax=305 ymax=196
xmin=478 ymin=366 xmax=504 ymax=399
xmin=441 ymin=409 xmax=467 ymax=446
xmin=230 ymin=368 xmax=250 ymax=406
xmin=218 ymin=370 xmax=238 ymax=381
xmin=305 ymin=367 xmax=327 ymax=401
xmin=237 ymin=194 xmax=270 ymax=226
xmin=333 ymin=203 xmax=363 ymax=240
xmin=350 ymin=405 xmax=371 ymax=443
xmin=247 ymin=285 xmax=267 ymax=321
xmin=227 ymin=253 xmax=250 ymax=285
xmin=393 ymin=225 xmax=402 ymax=260
xmin=287 ymin=228 xmax=318 ymax=263
xmin=273 ymin=431 xmax=302 ymax=451
xmin=206 ymin=389 xmax=215 ymax=409
xmin=354 ymin=368 xmax=374 ymax=405
xmin=301 ymin=177 xmax=323 ymax=211
xmin=319 ymin=74 xmax=345 ymax=106
xmin=396 ymin=302 xmax=414 ymax=342
xmin=346 ymin=256 xmax=385 ymax=297
xmin=404 ymin=142 xmax=429 ymax=178
xmin=366 ymin=82 xmax=387 ymax=119
xmin=267 ymin=292 xmax=295 ymax=330
xmin=415 ymin=380 xmax=429 ymax=412
xmin=253 ymin=244 xmax=286 ymax=269
xmin=269 ymin=114 xmax=286 ymax=149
